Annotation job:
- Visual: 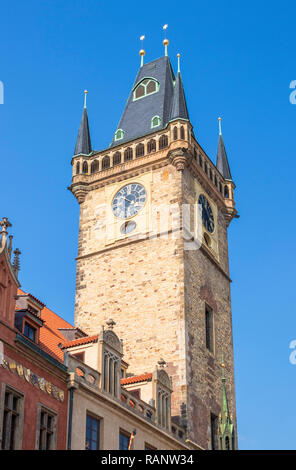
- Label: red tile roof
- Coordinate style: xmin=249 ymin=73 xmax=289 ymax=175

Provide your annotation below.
xmin=121 ymin=373 xmax=152 ymax=385
xmin=17 ymin=289 xmax=74 ymax=363
xmin=61 ymin=335 xmax=98 ymax=349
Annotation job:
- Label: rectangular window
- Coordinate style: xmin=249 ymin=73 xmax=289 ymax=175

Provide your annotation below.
xmin=210 ymin=413 xmax=218 ymax=450
xmin=24 ymin=322 xmax=36 ymax=342
xmin=1 ymin=388 xmax=22 ymax=450
xmin=119 ymin=430 xmax=130 ymax=450
xmin=205 ymin=306 xmax=214 ymax=352
xmin=86 ymin=414 xmax=100 ymax=450
xmin=38 ymin=408 xmax=56 ymax=450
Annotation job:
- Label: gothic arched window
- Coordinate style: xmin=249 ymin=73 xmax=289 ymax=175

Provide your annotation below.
xmin=124 ymin=147 xmax=133 ymax=161
xmin=102 ymin=156 xmax=110 ymax=170
xmin=91 ymin=160 xmax=99 ymax=173
xmin=76 ymin=162 xmax=80 ymax=174
xmin=224 ymin=185 xmax=229 ymax=198
xmin=159 ymin=134 xmax=168 ymax=150
xmin=113 ymin=151 xmax=121 ymax=166
xmin=147 ymin=139 xmax=156 ymax=153
xmin=133 ymin=78 xmax=160 ymax=100
xmin=225 ymin=436 xmax=230 ymax=450
xmin=82 ymin=161 xmax=88 ymax=174
xmin=180 ymin=126 xmax=185 ymax=139
xmin=173 ymin=126 xmax=178 ymax=140
xmin=136 ymin=143 xmax=145 ymax=158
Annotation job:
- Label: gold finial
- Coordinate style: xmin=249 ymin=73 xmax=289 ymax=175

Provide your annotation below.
xmin=163 ymin=24 xmax=169 ymax=56
xmin=139 ymin=35 xmax=146 ymax=67
xmin=84 ymin=90 xmax=88 ymax=108
xmin=218 ymin=116 xmax=222 ymax=135
xmin=177 ymin=53 xmax=181 ymax=73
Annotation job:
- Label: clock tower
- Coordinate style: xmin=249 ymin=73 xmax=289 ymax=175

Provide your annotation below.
xmin=69 ymin=45 xmax=238 ymax=450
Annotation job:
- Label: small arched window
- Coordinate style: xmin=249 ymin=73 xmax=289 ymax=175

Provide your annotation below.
xmin=147 ymin=139 xmax=156 ymax=153
xmin=224 ymin=185 xmax=229 ymax=198
xmin=82 ymin=161 xmax=88 ymax=174
xmin=124 ymin=147 xmax=133 ymax=161
xmin=102 ymin=156 xmax=110 ymax=170
xmin=199 ymin=155 xmax=203 ymax=166
xmin=91 ymin=160 xmax=99 ymax=173
xmin=151 ymin=116 xmax=161 ymax=128
xmin=136 ymin=143 xmax=145 ymax=158
xmin=159 ymin=134 xmax=168 ymax=150
xmin=225 ymin=436 xmax=230 ymax=450
xmin=115 ymin=129 xmax=124 ymax=141
xmin=113 ymin=151 xmax=121 ymax=166
xmin=204 ymin=162 xmax=208 ymax=174
xmin=173 ymin=126 xmax=178 ymax=140
xmin=194 ymin=148 xmax=197 ymax=160
xmin=76 ymin=162 xmax=80 ymax=174
xmin=210 ymin=168 xmax=213 ymax=180
xmin=219 ymin=182 xmax=222 ymax=193
xmin=133 ymin=78 xmax=160 ymax=100
xmin=214 ymin=175 xmax=218 ymax=187
xmin=180 ymin=126 xmax=185 ymax=139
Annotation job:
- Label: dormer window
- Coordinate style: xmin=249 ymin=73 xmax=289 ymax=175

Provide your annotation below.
xmin=133 ymin=78 xmax=160 ymax=101
xmin=151 ymin=116 xmax=161 ymax=128
xmin=115 ymin=129 xmax=124 ymax=141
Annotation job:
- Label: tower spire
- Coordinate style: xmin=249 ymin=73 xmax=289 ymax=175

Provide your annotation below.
xmin=218 ymin=354 xmax=235 ymax=450
xmin=216 ymin=117 xmax=232 ymax=181
xmin=170 ymin=54 xmax=189 ymax=122
xmin=163 ymin=24 xmax=169 ymax=56
xmin=74 ymin=91 xmax=92 ymax=156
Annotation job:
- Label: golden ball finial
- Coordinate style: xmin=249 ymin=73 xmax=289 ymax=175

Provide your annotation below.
xmin=163 ymin=38 xmax=169 ymax=46
xmin=84 ymin=90 xmax=88 ymax=95
xmin=218 ymin=116 xmax=221 ymax=121
xmin=177 ymin=53 xmax=180 ymax=58
xmin=139 ymin=49 xmax=145 ymax=56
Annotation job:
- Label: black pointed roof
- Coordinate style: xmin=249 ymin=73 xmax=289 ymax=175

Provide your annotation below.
xmin=74 ymin=107 xmax=92 ymax=156
xmin=170 ymin=71 xmax=189 ymax=121
xmin=216 ymin=134 xmax=232 ymax=180
xmin=110 ymin=56 xmax=190 ymax=147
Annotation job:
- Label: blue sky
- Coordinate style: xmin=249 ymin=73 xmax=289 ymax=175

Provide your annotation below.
xmin=1 ymin=0 xmax=296 ymax=450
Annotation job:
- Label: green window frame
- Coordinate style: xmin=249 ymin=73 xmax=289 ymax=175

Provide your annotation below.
xmin=133 ymin=78 xmax=160 ymax=101
xmin=151 ymin=115 xmax=161 ymax=128
xmin=115 ymin=129 xmax=124 ymax=141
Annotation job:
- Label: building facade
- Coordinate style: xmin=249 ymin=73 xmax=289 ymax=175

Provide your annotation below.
xmin=69 ymin=45 xmax=238 ymax=449
xmin=0 ymin=217 xmax=202 ymax=450
xmin=0 ymin=218 xmax=69 ymax=450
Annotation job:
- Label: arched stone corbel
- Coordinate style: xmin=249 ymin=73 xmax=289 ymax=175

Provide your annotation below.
xmin=169 ymin=148 xmax=192 ymax=171
xmin=70 ymin=184 xmax=88 ymax=204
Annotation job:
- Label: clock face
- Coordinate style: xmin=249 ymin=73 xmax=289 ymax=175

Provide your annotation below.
xmin=112 ymin=183 xmax=146 ymax=219
xmin=198 ymin=194 xmax=215 ymax=233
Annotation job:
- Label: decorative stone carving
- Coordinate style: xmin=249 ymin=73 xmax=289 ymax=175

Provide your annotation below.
xmin=103 ymin=329 xmax=123 ymax=354
xmin=70 ymin=185 xmax=88 ymax=204
xmin=157 ymin=369 xmax=171 ymax=388
xmin=169 ymin=148 xmax=191 ymax=171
